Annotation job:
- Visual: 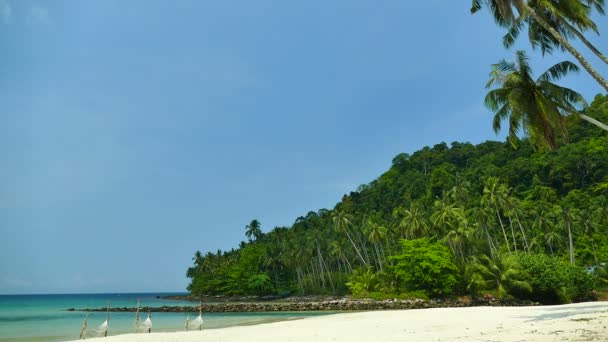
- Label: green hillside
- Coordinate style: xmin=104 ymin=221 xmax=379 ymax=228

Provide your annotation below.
xmin=187 ymin=94 xmax=608 ymax=304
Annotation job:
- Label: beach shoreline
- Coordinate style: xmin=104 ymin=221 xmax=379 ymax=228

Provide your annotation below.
xmin=65 ymin=301 xmax=608 ymax=342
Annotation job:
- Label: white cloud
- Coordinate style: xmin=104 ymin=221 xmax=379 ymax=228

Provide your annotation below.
xmin=3 ymin=276 xmax=33 ymax=288
xmin=0 ymin=0 xmax=12 ymax=24
xmin=26 ymin=3 xmax=49 ymax=25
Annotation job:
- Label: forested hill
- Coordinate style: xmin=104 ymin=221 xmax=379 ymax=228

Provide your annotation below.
xmin=187 ymin=94 xmax=608 ymax=303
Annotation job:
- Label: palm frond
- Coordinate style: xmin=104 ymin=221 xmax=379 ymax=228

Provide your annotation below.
xmin=538 ymin=61 xmax=580 ymax=82
xmin=503 ymin=18 xmax=524 ymax=48
xmin=471 ymin=0 xmax=483 ymax=14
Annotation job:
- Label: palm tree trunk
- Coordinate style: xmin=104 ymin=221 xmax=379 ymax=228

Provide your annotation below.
xmin=580 ymin=114 xmax=608 ymax=131
xmin=345 ymin=231 xmax=368 ymax=266
xmin=591 ymin=238 xmax=598 ymax=266
xmin=373 ymin=243 xmax=383 ymax=271
xmin=342 ymin=255 xmax=353 ymax=273
xmin=357 ymin=233 xmax=371 ymax=265
xmin=484 ymin=225 xmax=497 ymax=255
xmin=296 ymin=267 xmax=304 ymax=295
xmin=317 ymin=246 xmax=335 ymax=293
xmin=558 ymin=17 xmax=608 ymax=65
xmin=495 ymin=206 xmax=512 ymax=254
xmin=508 ymin=217 xmax=518 ymax=253
xmin=523 ymin=4 xmax=608 ymax=92
xmin=567 ymin=222 xmax=575 ymax=265
xmin=513 ymin=211 xmax=529 ymax=253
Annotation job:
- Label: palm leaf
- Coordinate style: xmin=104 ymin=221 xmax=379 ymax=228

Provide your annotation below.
xmin=538 ymin=61 xmax=580 ymax=82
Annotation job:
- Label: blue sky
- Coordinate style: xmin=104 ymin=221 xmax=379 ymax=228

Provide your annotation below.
xmin=1 ymin=0 xmax=606 ymax=294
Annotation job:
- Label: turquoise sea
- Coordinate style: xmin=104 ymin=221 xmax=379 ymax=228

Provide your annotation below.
xmin=0 ymin=293 xmax=331 ymax=342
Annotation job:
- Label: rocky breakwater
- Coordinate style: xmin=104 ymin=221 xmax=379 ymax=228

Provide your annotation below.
xmin=68 ymin=297 xmax=537 ymax=313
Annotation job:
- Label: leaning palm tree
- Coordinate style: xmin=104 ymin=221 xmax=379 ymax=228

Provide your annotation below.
xmin=332 ymin=210 xmax=367 ymax=266
xmin=502 ymin=0 xmax=608 ymax=65
xmin=485 ymin=50 xmax=608 ymax=151
xmin=472 ymin=0 xmax=608 ymax=91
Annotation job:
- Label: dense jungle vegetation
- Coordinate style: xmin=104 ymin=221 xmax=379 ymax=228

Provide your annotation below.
xmin=186 ymin=95 xmax=608 ymax=305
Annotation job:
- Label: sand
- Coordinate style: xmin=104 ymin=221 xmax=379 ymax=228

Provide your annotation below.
xmin=69 ymin=301 xmax=608 ymax=342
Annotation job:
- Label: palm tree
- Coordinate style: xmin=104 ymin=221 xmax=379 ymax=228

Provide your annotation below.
xmin=553 ymin=205 xmax=576 ymax=265
xmin=472 ymin=207 xmax=498 ymax=254
xmin=395 ymin=205 xmax=429 ymax=239
xmin=448 ymin=175 xmax=472 ymax=206
xmin=430 ymin=198 xmax=464 ymax=232
xmin=472 ymin=252 xmax=532 ymax=298
xmin=471 ymin=0 xmax=608 ymax=91
xmin=502 ymin=0 xmax=608 ymax=65
xmin=245 ymin=219 xmax=263 ymax=242
xmin=332 ymin=210 xmax=368 ymax=266
xmin=485 ymin=50 xmax=608 ymax=150
xmin=483 ymin=177 xmax=511 ymax=253
xmin=367 ymin=220 xmax=388 ymax=270
xmin=579 ymin=209 xmax=599 ymax=265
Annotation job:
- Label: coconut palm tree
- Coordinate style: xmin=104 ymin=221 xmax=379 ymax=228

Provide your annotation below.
xmin=471 ymin=207 xmax=499 ymax=254
xmin=544 ymin=226 xmax=562 ymax=255
xmin=482 ymin=177 xmax=511 ymax=253
xmin=471 ymin=0 xmax=608 ymax=91
xmin=366 ymin=220 xmax=388 ymax=270
xmin=552 ymin=205 xmax=577 ymax=265
xmin=430 ymin=198 xmax=464 ymax=236
xmin=472 ymin=252 xmax=532 ymax=298
xmin=502 ymin=0 xmax=608 ymax=65
xmin=485 ymin=50 xmax=607 ymax=151
xmin=332 ymin=210 xmax=367 ymax=266
xmin=396 ymin=205 xmax=430 ymax=239
xmin=245 ymin=219 xmax=263 ymax=242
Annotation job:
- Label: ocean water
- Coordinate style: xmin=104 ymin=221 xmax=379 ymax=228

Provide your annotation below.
xmin=0 ymin=293 xmax=332 ymax=342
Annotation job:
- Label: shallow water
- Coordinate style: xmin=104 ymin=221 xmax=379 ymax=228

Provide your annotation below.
xmin=0 ymin=293 xmax=333 ymax=342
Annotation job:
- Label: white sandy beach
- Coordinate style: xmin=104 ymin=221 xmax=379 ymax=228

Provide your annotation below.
xmin=71 ymin=301 xmax=608 ymax=342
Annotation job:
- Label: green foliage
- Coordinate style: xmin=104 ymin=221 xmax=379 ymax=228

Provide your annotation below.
xmin=517 ymin=254 xmax=596 ymax=304
xmin=390 ymin=239 xmax=459 ymax=297
xmin=346 ymin=267 xmax=381 ymax=297
xmin=186 ymin=95 xmax=608 ymax=300
xmin=470 ymin=253 xmax=532 ymax=298
xmin=247 ymin=274 xmax=274 ymax=294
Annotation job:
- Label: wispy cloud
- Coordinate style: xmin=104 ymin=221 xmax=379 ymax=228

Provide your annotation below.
xmin=0 ymin=0 xmax=12 ymax=24
xmin=26 ymin=3 xmax=49 ymax=26
xmin=3 ymin=276 xmax=33 ymax=288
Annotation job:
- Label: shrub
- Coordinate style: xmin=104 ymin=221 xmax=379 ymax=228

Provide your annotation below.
xmin=390 ymin=238 xmax=459 ymax=297
xmin=517 ymin=254 xmax=596 ymax=304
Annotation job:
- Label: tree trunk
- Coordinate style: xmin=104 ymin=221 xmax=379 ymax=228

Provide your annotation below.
xmin=558 ymin=17 xmax=608 ymax=65
xmin=591 ymin=238 xmax=598 ymax=266
xmin=523 ymin=4 xmax=608 ymax=92
xmin=342 ymin=255 xmax=353 ymax=273
xmin=580 ymin=114 xmax=608 ymax=131
xmin=296 ymin=267 xmax=304 ymax=295
xmin=485 ymin=225 xmax=497 ymax=255
xmin=495 ymin=206 xmax=512 ymax=254
xmin=373 ymin=242 xmax=383 ymax=271
xmin=513 ymin=211 xmax=529 ymax=253
xmin=345 ymin=231 xmax=368 ymax=266
xmin=356 ymin=232 xmax=371 ymax=265
xmin=567 ymin=222 xmax=575 ymax=265
xmin=508 ymin=217 xmax=518 ymax=253
xmin=318 ymin=246 xmax=335 ymax=293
